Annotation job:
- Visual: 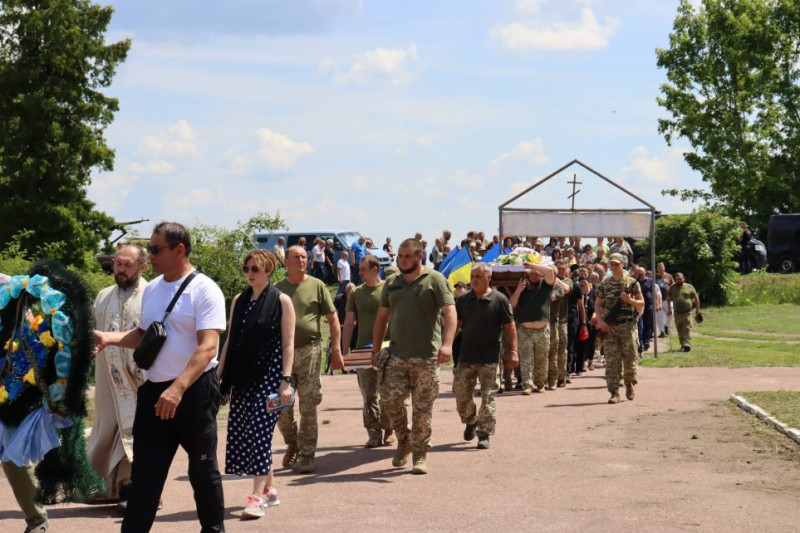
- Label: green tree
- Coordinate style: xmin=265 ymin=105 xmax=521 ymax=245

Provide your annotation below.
xmin=636 ymin=210 xmax=740 ymax=305
xmin=189 ymin=212 xmax=287 ymax=302
xmin=656 ymin=0 xmax=800 ymax=236
xmin=0 ymin=0 xmax=130 ymax=267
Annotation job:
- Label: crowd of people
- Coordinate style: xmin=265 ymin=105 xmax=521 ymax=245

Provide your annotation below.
xmin=3 ymin=222 xmax=702 ymax=533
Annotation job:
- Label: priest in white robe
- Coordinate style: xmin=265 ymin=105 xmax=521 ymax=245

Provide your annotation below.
xmin=88 ymin=245 xmax=148 ymax=504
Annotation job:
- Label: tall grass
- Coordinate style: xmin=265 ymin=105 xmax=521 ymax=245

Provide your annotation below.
xmin=727 ymin=271 xmax=800 ymax=306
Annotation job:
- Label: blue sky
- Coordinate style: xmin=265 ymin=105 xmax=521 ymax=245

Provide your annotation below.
xmin=89 ymin=0 xmax=705 ymax=247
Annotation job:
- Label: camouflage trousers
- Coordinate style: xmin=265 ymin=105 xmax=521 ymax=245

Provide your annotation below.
xmin=604 ymin=323 xmax=638 ymax=393
xmin=356 ymin=367 xmax=391 ymax=437
xmin=674 ymin=312 xmax=692 ymax=348
xmin=379 ymin=355 xmax=439 ymax=455
xmin=452 ymin=362 xmax=499 ymax=437
xmin=517 ymin=325 xmax=550 ymax=389
xmin=548 ymin=321 xmax=568 ymax=383
xmin=278 ymin=342 xmax=322 ymax=459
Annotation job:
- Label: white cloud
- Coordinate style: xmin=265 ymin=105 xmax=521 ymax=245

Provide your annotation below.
xmin=457 ymin=197 xmax=477 ymax=209
xmin=332 ymin=44 xmax=419 ymax=85
xmin=416 ymin=134 xmax=436 ymax=147
xmin=619 ymin=146 xmax=676 ymax=184
xmin=255 ymin=128 xmax=314 ymax=171
xmin=490 ymin=8 xmax=621 ymax=51
xmin=129 ymin=160 xmax=175 ymax=175
xmin=317 ymin=57 xmax=337 ymax=75
xmin=515 ymin=0 xmax=552 ymax=15
xmin=510 ymin=180 xmax=532 ymax=195
xmin=415 ymin=177 xmax=443 ymax=197
xmin=452 ymin=170 xmax=484 ymax=189
xmin=142 ymin=119 xmax=200 ymax=157
xmin=89 ymin=173 xmax=141 ymax=211
xmin=352 ymin=175 xmax=367 ymax=190
xmin=491 ymin=138 xmax=550 ymax=171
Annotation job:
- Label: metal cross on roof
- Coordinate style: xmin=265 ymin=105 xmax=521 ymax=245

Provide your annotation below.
xmin=567 ymin=173 xmax=582 ymax=210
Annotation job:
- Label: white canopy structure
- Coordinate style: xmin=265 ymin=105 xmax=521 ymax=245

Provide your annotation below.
xmin=498 ymin=159 xmax=660 ymax=357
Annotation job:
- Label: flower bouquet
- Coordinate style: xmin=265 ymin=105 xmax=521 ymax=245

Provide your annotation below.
xmin=489 ymin=248 xmax=553 ymax=287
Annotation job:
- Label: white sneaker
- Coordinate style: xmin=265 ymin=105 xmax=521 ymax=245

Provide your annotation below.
xmin=242 ymin=494 xmax=265 ymax=519
xmin=262 ymin=487 xmax=280 ymax=507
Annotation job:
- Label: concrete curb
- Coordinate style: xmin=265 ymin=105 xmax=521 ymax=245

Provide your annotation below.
xmin=730 ymin=393 xmax=800 ymax=446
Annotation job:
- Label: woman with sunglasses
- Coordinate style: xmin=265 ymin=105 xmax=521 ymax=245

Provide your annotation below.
xmin=217 ymin=250 xmax=296 ymax=520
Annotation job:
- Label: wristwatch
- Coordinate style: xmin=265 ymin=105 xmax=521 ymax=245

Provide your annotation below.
xmin=281 ymin=375 xmax=292 ymax=383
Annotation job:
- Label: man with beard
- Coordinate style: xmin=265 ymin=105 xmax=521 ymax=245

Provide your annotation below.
xmin=373 ymin=238 xmax=456 ymax=475
xmin=88 ymin=244 xmax=149 ymax=509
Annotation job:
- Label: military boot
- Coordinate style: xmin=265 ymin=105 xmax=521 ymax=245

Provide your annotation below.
xmin=282 ymin=442 xmax=299 ymax=468
xmin=392 ymin=436 xmax=412 ymax=467
xmin=365 ymin=429 xmax=383 ymax=448
xmin=297 ymin=455 xmax=315 ymax=474
xmin=383 ymin=429 xmax=397 ymax=445
xmin=625 ymin=383 xmax=635 ymax=401
xmin=411 ymin=453 xmax=428 ymax=475
xmin=608 ymin=392 xmax=621 ymax=404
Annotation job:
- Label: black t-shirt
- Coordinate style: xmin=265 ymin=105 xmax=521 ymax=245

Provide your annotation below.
xmin=516 ymin=280 xmax=553 ymax=323
xmin=558 ymin=278 xmax=574 ymax=323
xmin=567 ymin=278 xmax=580 ymax=318
xmin=640 ymin=277 xmax=654 ymax=310
xmin=456 ymin=289 xmax=514 ymax=364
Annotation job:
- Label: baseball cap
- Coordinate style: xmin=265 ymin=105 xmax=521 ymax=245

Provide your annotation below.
xmin=608 ymin=252 xmax=624 ymax=264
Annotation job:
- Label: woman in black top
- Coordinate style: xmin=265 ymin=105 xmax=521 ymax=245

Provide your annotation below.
xmin=217 ymin=250 xmax=296 ymax=519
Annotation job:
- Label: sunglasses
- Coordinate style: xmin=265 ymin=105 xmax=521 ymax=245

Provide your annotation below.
xmin=147 ymin=244 xmax=174 ymax=255
xmin=242 ymin=265 xmax=261 ymax=274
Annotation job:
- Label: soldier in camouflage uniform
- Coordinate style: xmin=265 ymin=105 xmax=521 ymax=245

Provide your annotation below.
xmin=276 ymin=246 xmax=344 ymax=473
xmin=595 ymin=253 xmax=644 ymax=404
xmin=553 ymin=260 xmax=573 ymax=388
xmin=373 ymin=238 xmax=456 ymax=475
xmin=510 ymin=262 xmax=564 ymax=394
xmin=342 ymin=255 xmax=396 ymax=448
xmin=453 ymin=263 xmax=517 ymax=449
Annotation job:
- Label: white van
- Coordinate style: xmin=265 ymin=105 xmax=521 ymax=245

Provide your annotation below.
xmin=253 ymin=230 xmax=392 ymax=273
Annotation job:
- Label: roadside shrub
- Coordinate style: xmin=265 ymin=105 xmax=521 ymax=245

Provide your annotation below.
xmin=189 ymin=211 xmax=287 ymax=304
xmin=635 ymin=209 xmax=739 ymax=305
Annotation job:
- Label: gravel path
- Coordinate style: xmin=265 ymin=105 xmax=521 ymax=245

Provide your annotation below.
xmin=3 ymin=364 xmax=800 ymax=532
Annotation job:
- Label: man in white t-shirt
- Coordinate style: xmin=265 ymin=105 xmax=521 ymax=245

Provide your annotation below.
xmin=95 ymin=221 xmax=226 ymax=533
xmin=337 ymin=251 xmax=351 ymax=295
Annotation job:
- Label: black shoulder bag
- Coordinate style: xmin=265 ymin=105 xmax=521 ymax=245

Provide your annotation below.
xmin=133 ymin=271 xmax=197 ymax=370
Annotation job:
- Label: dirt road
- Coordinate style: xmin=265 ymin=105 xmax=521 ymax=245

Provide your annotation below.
xmin=3 ymin=364 xmax=800 ymax=532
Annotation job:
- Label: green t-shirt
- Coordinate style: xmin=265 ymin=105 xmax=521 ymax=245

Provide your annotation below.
xmin=346 ymin=282 xmax=384 ymax=348
xmin=668 ymin=282 xmax=697 ymax=314
xmin=276 ymin=276 xmax=335 ymax=347
xmin=380 ymin=269 xmax=455 ymax=359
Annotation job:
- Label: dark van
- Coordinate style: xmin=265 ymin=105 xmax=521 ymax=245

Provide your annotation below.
xmin=767 ymin=214 xmax=800 ymax=273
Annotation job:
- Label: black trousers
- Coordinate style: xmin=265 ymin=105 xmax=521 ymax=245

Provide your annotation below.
xmin=566 ymin=317 xmax=579 ymax=374
xmin=122 ymin=370 xmax=224 ymax=533
xmin=641 ymin=307 xmax=653 ymax=346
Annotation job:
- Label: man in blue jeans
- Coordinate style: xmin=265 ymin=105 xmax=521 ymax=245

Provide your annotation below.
xmin=350 ymin=235 xmax=366 ymax=285
xmin=95 ymin=221 xmax=227 ymax=533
